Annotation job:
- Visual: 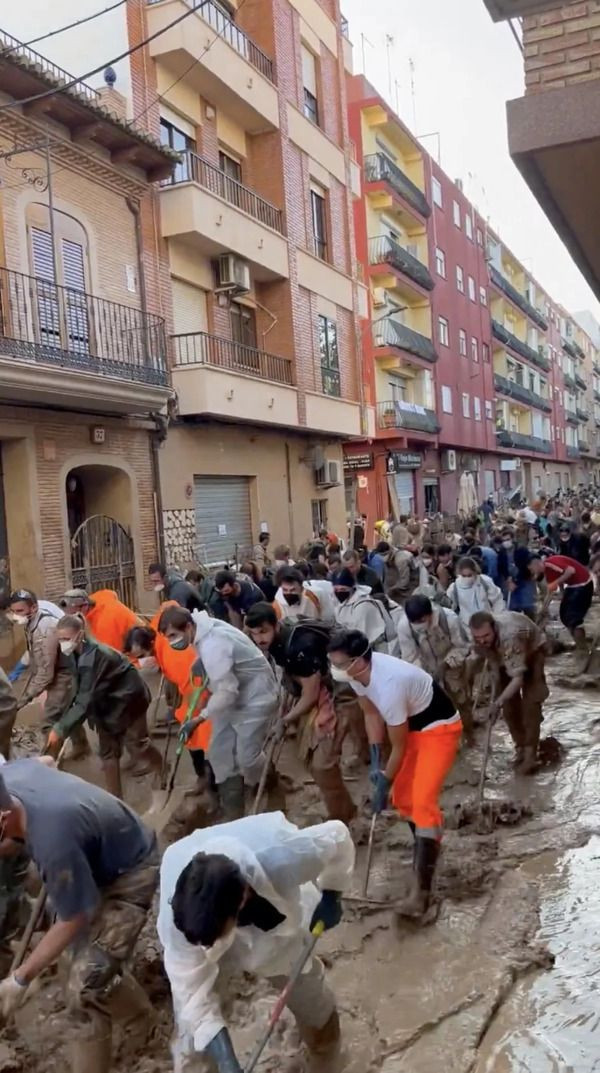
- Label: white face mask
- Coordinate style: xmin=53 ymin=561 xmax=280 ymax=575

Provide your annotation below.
xmin=413 ymin=622 xmax=429 ymax=634
xmin=153 ymin=583 xmax=165 ymax=593
xmin=59 ymin=639 xmax=78 ymax=655
xmin=330 ymin=664 xmax=352 ymax=683
xmin=9 ymin=613 xmax=29 ymax=627
xmin=421 ymin=558 xmax=433 ymax=568
xmin=502 ymin=540 xmax=513 ymax=549
xmin=138 ymin=656 xmax=158 ymax=671
xmin=457 ymin=576 xmax=475 ymax=589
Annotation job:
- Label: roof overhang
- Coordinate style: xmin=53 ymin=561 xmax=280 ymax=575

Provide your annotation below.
xmin=483 ymin=0 xmax=564 ymax=21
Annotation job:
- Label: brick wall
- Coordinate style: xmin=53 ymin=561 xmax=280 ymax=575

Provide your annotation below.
xmin=523 ymin=1 xmax=600 ymax=92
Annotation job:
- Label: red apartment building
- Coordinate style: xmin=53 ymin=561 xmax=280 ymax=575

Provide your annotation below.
xmin=345 ymin=74 xmax=600 ymax=531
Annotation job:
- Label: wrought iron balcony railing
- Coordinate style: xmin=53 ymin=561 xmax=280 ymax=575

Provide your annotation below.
xmin=0 ymin=29 xmax=99 ymax=103
xmin=164 ymin=150 xmax=284 ymax=233
xmin=489 ymin=266 xmax=548 ymax=330
xmin=377 ymin=400 xmax=440 ymax=434
xmin=562 ymin=336 xmax=585 ymax=361
xmin=364 ymin=153 xmax=431 ymax=219
xmin=567 ymin=445 xmax=581 ymax=459
xmin=576 ymin=405 xmax=590 ymax=421
xmin=172 ymin=331 xmax=294 ymax=385
xmin=373 ymin=318 xmax=437 ymax=363
xmin=494 ymin=372 xmax=552 ymax=412
xmin=575 ymin=372 xmax=587 ymax=390
xmin=147 ymin=0 xmax=274 ymax=82
xmin=0 ymin=268 xmax=168 ymax=386
xmin=579 ymin=440 xmax=591 ymax=453
xmin=563 ymin=371 xmax=577 ymax=390
xmin=496 ymin=428 xmax=551 ymax=454
xmin=490 ymin=319 xmax=550 ymax=371
xmin=369 ymin=235 xmax=434 ymax=292
xmin=565 ymin=409 xmax=578 ymax=424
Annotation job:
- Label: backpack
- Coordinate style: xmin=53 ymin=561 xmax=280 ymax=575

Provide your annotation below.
xmin=361 ymin=593 xmax=399 ymax=646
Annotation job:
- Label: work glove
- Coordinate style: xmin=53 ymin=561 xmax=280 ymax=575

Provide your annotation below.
xmin=369 ymin=744 xmax=381 ymax=786
xmin=0 ymin=974 xmax=28 ymax=1019
xmin=44 ymin=728 xmax=63 ymax=759
xmin=178 ymin=717 xmax=203 ymax=745
xmin=205 ymin=1028 xmax=242 ymax=1073
xmin=372 ymin=770 xmax=390 ymax=815
xmin=310 ymin=889 xmax=342 ymax=932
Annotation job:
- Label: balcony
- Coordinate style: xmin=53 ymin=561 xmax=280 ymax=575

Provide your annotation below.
xmin=575 ymin=372 xmax=587 ymax=390
xmin=490 ymin=319 xmax=549 ymax=371
xmin=496 ymin=429 xmax=551 ymax=454
xmin=577 ymin=405 xmax=590 ymax=422
xmin=494 ymin=373 xmax=552 ymax=413
xmin=489 ymin=266 xmax=548 ymax=330
xmin=565 ymin=409 xmax=578 ymax=425
xmin=369 ymin=236 xmax=434 ymax=293
xmin=377 ymin=401 xmax=440 ymax=435
xmin=563 ymin=372 xmax=577 ymax=391
xmin=567 ymin=445 xmax=581 ymax=459
xmin=373 ymin=319 xmax=437 ymax=364
xmin=562 ymin=336 xmax=586 ymax=362
xmin=579 ymin=440 xmax=591 ymax=454
xmin=594 ymin=361 xmax=600 ymax=376
xmin=0 ymin=268 xmax=169 ymax=414
xmin=171 ymin=331 xmax=298 ymax=425
xmin=160 ymin=152 xmax=288 ymax=281
xmin=364 ymin=153 xmax=431 ymax=219
xmin=146 ymin=0 xmax=279 ymax=133
xmin=594 ymin=389 xmax=600 ymax=403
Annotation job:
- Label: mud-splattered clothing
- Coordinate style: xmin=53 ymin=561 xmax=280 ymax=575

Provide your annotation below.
xmin=0 ymin=669 xmax=17 ymax=759
xmin=481 ymin=611 xmax=547 ymax=681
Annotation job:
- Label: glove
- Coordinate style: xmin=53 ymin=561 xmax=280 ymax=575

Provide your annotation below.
xmin=372 ymin=770 xmax=390 ymax=815
xmin=310 ymin=889 xmax=342 ymax=932
xmin=369 ymin=744 xmax=381 ymax=786
xmin=205 ymin=1028 xmax=242 ymax=1073
xmin=0 ymin=974 xmax=28 ymax=1018
xmin=178 ymin=717 xmax=203 ymax=745
xmin=270 ymin=718 xmax=287 ymax=744
xmin=44 ymin=729 xmax=63 ymax=758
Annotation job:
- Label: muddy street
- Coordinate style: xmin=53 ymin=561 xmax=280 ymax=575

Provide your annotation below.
xmin=3 ymin=650 xmax=600 ymax=1073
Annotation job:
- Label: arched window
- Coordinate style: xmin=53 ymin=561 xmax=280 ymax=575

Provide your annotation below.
xmin=26 ymin=205 xmax=91 ymax=353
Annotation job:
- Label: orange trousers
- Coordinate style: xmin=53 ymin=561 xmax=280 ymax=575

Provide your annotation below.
xmin=390 ymin=720 xmax=462 ymax=839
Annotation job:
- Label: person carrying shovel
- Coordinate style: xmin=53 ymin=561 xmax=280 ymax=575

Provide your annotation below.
xmin=157 ymin=811 xmax=354 ymax=1073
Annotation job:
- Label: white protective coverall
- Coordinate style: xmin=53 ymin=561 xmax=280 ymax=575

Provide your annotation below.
xmin=192 ymin=611 xmax=279 ymax=785
xmin=334 ymin=585 xmax=400 ymax=656
xmin=157 ymin=812 xmax=355 ymax=1072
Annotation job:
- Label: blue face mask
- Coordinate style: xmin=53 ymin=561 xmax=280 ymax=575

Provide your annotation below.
xmin=169 ymin=635 xmax=190 ymax=651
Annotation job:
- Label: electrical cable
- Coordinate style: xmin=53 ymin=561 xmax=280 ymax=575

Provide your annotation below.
xmin=0 ymin=0 xmax=207 ymax=113
xmin=0 ymin=0 xmax=128 ymax=55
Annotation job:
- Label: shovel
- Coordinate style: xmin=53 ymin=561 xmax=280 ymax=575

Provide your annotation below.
xmin=250 ymin=734 xmax=281 ymax=816
xmin=362 ymin=813 xmax=377 ymax=898
xmin=145 ymin=684 xmax=206 ymax=822
xmin=244 ymin=921 xmax=325 ymax=1073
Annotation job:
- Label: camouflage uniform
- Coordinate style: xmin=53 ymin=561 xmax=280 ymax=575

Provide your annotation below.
xmin=398 ymin=608 xmax=472 ymax=730
xmin=0 ymin=670 xmax=17 ymax=759
xmin=477 ymin=611 xmax=548 ymax=755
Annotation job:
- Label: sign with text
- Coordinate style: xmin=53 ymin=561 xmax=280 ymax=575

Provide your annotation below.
xmin=390 ymin=451 xmax=422 ymax=470
xmin=344 ymin=453 xmax=374 ymax=472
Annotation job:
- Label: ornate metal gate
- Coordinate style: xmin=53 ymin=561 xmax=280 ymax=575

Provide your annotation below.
xmin=70 ymin=515 xmax=137 ymax=608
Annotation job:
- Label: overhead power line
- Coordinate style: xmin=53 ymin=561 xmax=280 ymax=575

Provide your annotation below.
xmin=0 ymin=0 xmax=128 ymax=55
xmin=0 ymin=0 xmax=206 ymax=113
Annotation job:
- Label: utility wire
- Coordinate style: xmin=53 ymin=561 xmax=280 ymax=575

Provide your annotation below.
xmin=0 ymin=0 xmax=207 ymax=113
xmin=0 ymin=0 xmax=128 ymax=55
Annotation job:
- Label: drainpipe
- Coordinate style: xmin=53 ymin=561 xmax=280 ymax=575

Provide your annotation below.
xmin=127 ymin=196 xmax=166 ymax=562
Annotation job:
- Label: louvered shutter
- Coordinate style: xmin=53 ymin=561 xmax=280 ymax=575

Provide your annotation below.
xmin=61 ymin=239 xmax=89 ymax=354
xmin=31 ymin=228 xmax=60 ymax=347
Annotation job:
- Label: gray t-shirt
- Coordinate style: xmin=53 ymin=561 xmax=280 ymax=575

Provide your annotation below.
xmin=2 ymin=760 xmax=155 ymax=921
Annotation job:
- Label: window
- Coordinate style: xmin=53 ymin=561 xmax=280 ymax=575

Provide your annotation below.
xmin=302 ymin=45 xmax=319 ymax=125
xmin=471 ymin=337 xmax=479 ymax=362
xmin=441 ymin=385 xmax=453 ymax=413
xmin=219 ymin=150 xmax=242 ymax=183
xmin=462 ymin=392 xmax=470 ymax=418
xmin=482 ymin=342 xmax=490 ymax=363
xmin=432 ymin=176 xmax=442 ymax=208
xmin=310 ymin=185 xmax=328 ymax=260
xmin=456 ymin=265 xmax=464 ymax=293
xmin=160 ymin=117 xmax=195 ymax=182
xmin=479 ymin=286 xmax=487 ymax=306
xmin=459 ymin=329 xmax=467 ymax=356
xmin=435 ymin=246 xmax=446 ymax=277
xmin=388 ymin=374 xmax=407 ymax=402
xmin=453 ymin=200 xmax=461 ymax=228
xmin=477 ymin=227 xmax=483 ymax=246
xmin=474 ymin=396 xmax=482 ymax=421
xmin=311 ymin=499 xmax=328 ymax=532
xmin=485 ymin=400 xmax=493 ymax=419
xmin=319 ymin=315 xmax=340 ymax=396
xmin=438 ymin=316 xmax=449 ymax=347
xmin=465 ymin=214 xmax=473 ymax=240
xmin=468 ymin=276 xmax=476 ymax=301
xmin=230 ymin=302 xmax=257 ymax=349
xmin=218 ymin=149 xmax=243 ymax=205
xmin=28 ymin=204 xmax=91 ymax=352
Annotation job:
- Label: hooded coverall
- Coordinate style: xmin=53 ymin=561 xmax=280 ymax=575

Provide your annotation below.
xmin=85 ymin=590 xmax=141 ymax=653
xmin=157 ymin=812 xmax=355 ymax=1073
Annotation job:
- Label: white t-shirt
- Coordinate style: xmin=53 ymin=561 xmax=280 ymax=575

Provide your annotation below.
xmin=350 ymin=652 xmax=433 ymax=727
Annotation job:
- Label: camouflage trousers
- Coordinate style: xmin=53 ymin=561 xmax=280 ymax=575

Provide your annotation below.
xmin=64 ymin=844 xmax=159 ymax=1045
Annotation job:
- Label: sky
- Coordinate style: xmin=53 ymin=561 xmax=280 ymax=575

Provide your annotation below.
xmin=342 ymin=0 xmax=600 ymax=321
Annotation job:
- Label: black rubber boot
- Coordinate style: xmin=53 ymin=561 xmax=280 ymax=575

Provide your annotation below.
xmin=219 ymin=775 xmax=245 ymax=820
xmin=396 ymin=836 xmax=440 ymax=918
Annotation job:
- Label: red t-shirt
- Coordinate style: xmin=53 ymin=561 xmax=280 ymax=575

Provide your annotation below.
xmin=543 ymin=555 xmax=591 ymax=587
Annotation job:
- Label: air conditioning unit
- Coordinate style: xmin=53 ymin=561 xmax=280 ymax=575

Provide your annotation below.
xmin=315 ymin=460 xmax=341 ymax=488
xmin=372 ymin=287 xmax=387 ymax=309
xmin=441 ymin=449 xmax=457 ymax=473
xmin=217 ymin=254 xmax=251 ymax=293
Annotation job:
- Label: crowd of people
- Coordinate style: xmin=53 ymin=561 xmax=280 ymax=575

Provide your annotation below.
xmin=0 ymin=486 xmax=594 ymax=1073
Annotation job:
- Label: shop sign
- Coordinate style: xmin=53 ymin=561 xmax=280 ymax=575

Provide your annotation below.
xmin=390 ymin=451 xmax=422 ymax=470
xmin=344 ymin=452 xmax=374 ymax=472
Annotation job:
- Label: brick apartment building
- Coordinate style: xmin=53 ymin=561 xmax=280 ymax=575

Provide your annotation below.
xmin=344 ymin=73 xmax=600 ymax=532
xmin=0 ymin=28 xmax=175 ymax=666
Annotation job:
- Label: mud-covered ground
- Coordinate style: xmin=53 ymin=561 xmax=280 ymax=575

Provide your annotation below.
xmin=2 ymin=611 xmax=600 ymax=1073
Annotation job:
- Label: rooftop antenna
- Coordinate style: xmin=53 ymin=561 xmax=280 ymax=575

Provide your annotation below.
xmin=394 ymin=78 xmax=401 ymax=116
xmin=409 ymin=57 xmax=417 ymax=129
xmin=385 ymin=34 xmax=394 ymax=102
xmin=361 ymin=33 xmax=374 ymax=77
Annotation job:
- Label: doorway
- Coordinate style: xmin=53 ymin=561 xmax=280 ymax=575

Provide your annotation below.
xmin=65 ymin=465 xmax=137 ymax=606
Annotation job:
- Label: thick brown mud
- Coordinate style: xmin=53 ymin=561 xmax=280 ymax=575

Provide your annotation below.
xmin=3 ymin=632 xmax=600 ymax=1073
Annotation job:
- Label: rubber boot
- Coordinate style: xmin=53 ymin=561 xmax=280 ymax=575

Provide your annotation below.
xmin=311 ymin=765 xmax=356 ymax=825
xmin=218 ymin=775 xmax=245 ymax=820
xmin=70 ymin=1034 xmax=111 ymax=1073
xmin=102 ymin=757 xmax=123 ymax=799
xmin=103 ymin=971 xmax=157 ymax=1057
xmin=186 ymin=753 xmax=220 ymax=813
xmin=517 ymin=745 xmax=539 ymax=776
xmin=395 ymin=837 xmax=440 ymax=918
xmin=298 ymin=1009 xmax=341 ymax=1056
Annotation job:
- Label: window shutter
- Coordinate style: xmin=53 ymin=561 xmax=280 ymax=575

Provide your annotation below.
xmin=61 ymin=239 xmax=89 ymax=353
xmin=301 ymin=46 xmax=317 ymax=94
xmin=31 ymin=228 xmax=55 ymax=282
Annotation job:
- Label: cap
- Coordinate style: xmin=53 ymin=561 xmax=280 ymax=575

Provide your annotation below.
xmin=331 ymin=568 xmax=356 ymax=589
xmin=0 ymin=772 xmax=14 ymax=812
xmin=60 ymin=588 xmax=89 ymax=604
xmin=8 ymin=589 xmax=36 ymax=603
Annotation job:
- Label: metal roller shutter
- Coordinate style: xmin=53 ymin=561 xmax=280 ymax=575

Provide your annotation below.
xmin=394 ymin=471 xmax=414 ymax=515
xmin=172 ymin=279 xmax=208 ymax=335
xmin=193 ymin=476 xmax=252 ymax=565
